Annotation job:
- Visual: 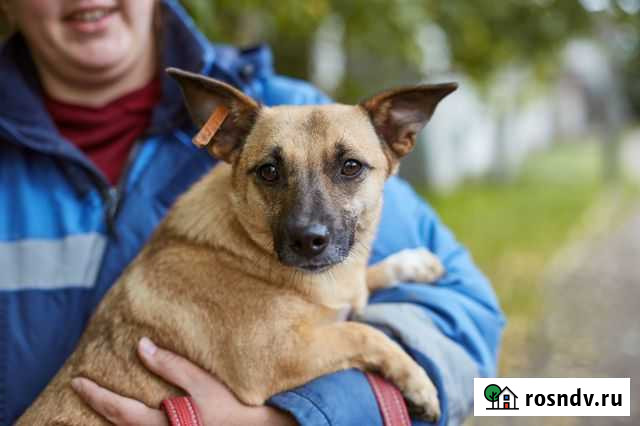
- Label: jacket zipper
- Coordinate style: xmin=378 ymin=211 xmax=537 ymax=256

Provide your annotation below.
xmin=101 ymin=140 xmax=145 ymax=238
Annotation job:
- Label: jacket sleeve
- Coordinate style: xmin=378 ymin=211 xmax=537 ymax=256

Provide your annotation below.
xmin=268 ymin=175 xmax=505 ymax=425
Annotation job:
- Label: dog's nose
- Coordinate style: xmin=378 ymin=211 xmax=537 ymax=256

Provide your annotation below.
xmin=290 ymin=223 xmax=330 ymax=258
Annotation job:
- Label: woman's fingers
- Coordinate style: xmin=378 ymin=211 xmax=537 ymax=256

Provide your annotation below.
xmin=73 ymin=339 xmax=294 ymax=425
xmin=71 ymin=377 xmax=167 ymax=425
xmin=137 ymin=337 xmax=211 ymax=396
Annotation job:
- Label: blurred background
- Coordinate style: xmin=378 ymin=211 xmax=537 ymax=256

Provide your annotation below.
xmin=180 ymin=0 xmax=639 ymax=424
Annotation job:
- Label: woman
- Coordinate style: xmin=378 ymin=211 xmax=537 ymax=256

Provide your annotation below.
xmin=0 ymin=0 xmax=504 ymax=424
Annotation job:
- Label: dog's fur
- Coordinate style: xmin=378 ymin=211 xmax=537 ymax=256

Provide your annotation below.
xmin=17 ymin=69 xmax=456 ymax=425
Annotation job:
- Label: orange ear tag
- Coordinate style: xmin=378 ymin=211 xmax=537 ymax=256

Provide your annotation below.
xmin=192 ymin=105 xmax=230 ymax=148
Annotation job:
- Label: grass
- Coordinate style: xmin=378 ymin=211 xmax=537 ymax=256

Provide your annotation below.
xmin=417 ymin=142 xmax=607 ymax=372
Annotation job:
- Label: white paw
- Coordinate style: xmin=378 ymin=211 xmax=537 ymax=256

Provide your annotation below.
xmin=403 ymin=371 xmax=441 ymax=422
xmin=391 ymin=248 xmax=445 ymax=284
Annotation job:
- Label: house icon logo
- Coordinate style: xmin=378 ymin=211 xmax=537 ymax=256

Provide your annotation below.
xmin=484 ymin=384 xmax=519 ymax=410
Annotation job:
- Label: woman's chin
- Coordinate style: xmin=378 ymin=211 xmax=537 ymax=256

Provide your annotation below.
xmin=66 ymin=46 xmax=136 ymax=75
xmin=61 ymin=31 xmax=135 ymax=70
xmin=72 ymin=56 xmax=126 ymax=72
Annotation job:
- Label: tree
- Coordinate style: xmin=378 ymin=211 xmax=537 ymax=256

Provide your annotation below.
xmin=180 ymin=0 xmax=595 ymax=101
xmin=484 ymin=384 xmax=501 ymax=409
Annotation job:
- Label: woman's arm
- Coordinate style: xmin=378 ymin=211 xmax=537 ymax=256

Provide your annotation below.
xmin=73 ymin=338 xmax=296 ymax=426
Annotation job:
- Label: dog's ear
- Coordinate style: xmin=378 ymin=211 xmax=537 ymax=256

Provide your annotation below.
xmin=360 ymin=83 xmax=457 ymax=160
xmin=167 ymin=68 xmax=259 ymax=163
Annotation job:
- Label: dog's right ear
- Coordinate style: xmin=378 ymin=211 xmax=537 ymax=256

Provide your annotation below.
xmin=167 ymin=68 xmax=259 ymax=163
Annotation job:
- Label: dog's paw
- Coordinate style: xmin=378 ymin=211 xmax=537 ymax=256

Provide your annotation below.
xmin=403 ymin=373 xmax=441 ymax=422
xmin=391 ymin=248 xmax=445 ymax=284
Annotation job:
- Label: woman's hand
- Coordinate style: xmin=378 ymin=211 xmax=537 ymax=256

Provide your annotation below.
xmin=71 ymin=337 xmax=296 ymax=426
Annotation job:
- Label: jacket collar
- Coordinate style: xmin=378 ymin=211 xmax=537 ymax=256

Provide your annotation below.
xmin=149 ymin=0 xmax=217 ymax=135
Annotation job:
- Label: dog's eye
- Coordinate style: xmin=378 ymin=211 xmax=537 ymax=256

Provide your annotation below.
xmin=341 ymin=159 xmax=363 ymax=177
xmin=258 ymin=164 xmax=279 ymax=183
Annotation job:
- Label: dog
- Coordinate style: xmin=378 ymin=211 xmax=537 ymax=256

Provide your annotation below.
xmin=17 ymin=68 xmax=456 ymax=425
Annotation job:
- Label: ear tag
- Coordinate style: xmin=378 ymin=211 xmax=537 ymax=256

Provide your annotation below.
xmin=192 ymin=105 xmax=230 ymax=148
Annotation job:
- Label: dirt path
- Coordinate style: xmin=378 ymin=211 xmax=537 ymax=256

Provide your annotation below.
xmin=476 ymin=205 xmax=640 ymax=426
xmin=622 ymin=129 xmax=640 ymax=181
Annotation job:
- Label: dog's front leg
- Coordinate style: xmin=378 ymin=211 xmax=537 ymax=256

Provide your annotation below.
xmin=366 ymin=248 xmax=445 ymax=291
xmin=255 ymin=322 xmax=440 ymax=422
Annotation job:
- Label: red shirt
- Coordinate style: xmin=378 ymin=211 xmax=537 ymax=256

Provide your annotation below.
xmin=45 ymin=78 xmax=161 ymax=185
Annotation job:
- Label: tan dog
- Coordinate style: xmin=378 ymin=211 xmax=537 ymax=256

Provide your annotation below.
xmin=17 ymin=69 xmax=456 ymax=425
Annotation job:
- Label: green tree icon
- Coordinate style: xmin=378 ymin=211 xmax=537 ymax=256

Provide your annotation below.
xmin=484 ymin=384 xmax=501 ymax=409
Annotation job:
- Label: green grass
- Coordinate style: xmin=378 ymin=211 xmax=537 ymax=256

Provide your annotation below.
xmin=420 ymin=143 xmax=602 ymax=319
xmin=417 ymin=142 xmax=607 ymax=370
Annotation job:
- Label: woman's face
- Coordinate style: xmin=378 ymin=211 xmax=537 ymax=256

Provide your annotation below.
xmin=5 ymin=0 xmax=156 ymax=78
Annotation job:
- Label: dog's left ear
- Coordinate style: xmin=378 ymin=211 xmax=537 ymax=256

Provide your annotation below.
xmin=167 ymin=68 xmax=259 ymax=163
xmin=360 ymin=83 xmax=457 ymax=159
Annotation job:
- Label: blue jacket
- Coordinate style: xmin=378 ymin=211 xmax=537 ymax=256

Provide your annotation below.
xmin=0 ymin=1 xmax=504 ymax=424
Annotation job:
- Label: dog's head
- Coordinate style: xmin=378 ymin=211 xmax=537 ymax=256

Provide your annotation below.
xmin=168 ymin=68 xmax=455 ymax=272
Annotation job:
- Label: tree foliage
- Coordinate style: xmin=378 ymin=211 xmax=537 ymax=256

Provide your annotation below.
xmin=181 ymin=0 xmax=603 ymax=100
